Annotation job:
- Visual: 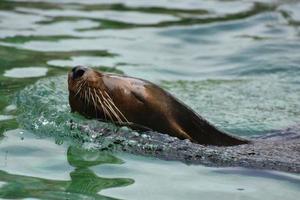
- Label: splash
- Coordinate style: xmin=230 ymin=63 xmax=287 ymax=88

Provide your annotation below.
xmin=14 ymin=75 xmax=300 ymax=173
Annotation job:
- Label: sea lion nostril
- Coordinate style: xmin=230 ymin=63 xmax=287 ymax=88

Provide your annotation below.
xmin=76 ymin=69 xmax=85 ymax=78
xmin=72 ymin=66 xmax=86 ymax=79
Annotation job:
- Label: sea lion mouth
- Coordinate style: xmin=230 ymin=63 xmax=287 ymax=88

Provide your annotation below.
xmin=68 ymin=66 xmax=129 ymax=124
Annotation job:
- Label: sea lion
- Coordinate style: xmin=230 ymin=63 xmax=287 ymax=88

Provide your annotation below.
xmin=68 ymin=66 xmax=249 ymax=146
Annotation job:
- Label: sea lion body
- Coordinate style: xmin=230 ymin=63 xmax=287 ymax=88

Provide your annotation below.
xmin=68 ymin=66 xmax=249 ymax=146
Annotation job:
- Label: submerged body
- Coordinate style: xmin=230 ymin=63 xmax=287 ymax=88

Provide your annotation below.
xmin=68 ymin=66 xmax=249 ymax=146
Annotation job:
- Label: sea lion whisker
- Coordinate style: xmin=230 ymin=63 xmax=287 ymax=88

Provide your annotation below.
xmin=78 ymin=88 xmax=84 ymax=99
xmin=84 ymin=89 xmax=88 ymax=104
xmin=106 ymin=96 xmax=128 ymax=122
xmin=82 ymin=81 xmax=89 ymax=101
xmin=90 ymin=88 xmax=101 ymax=119
xmin=80 ymin=82 xmax=86 ymax=102
xmin=99 ymin=90 xmax=123 ymax=123
xmin=87 ymin=87 xmax=92 ymax=105
xmin=101 ymin=102 xmax=114 ymax=123
xmin=95 ymin=89 xmax=108 ymax=120
xmin=88 ymin=88 xmax=95 ymax=106
xmin=74 ymin=84 xmax=81 ymax=97
xmin=94 ymin=88 xmax=112 ymax=122
xmin=101 ymin=97 xmax=122 ymax=123
xmin=103 ymin=91 xmax=129 ymax=123
xmin=94 ymin=91 xmax=109 ymax=119
xmin=102 ymin=99 xmax=122 ymax=123
xmin=75 ymin=80 xmax=85 ymax=97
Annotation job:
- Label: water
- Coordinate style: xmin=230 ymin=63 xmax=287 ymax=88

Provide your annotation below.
xmin=0 ymin=0 xmax=300 ymax=199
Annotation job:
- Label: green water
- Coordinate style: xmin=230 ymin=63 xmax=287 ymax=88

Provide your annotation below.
xmin=0 ymin=0 xmax=300 ymax=199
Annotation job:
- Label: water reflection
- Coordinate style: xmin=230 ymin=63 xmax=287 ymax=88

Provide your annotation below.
xmin=0 ymin=145 xmax=133 ymax=199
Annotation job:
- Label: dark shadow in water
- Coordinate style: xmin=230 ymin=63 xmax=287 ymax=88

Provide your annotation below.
xmin=0 ymin=146 xmax=134 ymax=200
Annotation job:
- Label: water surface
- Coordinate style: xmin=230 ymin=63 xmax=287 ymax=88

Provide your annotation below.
xmin=0 ymin=0 xmax=300 ymax=199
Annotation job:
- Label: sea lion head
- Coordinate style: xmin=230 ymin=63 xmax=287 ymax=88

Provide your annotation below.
xmin=68 ymin=66 xmax=129 ymax=123
xmin=68 ymin=66 xmax=106 ymax=119
xmin=68 ymin=65 xmax=102 ymax=92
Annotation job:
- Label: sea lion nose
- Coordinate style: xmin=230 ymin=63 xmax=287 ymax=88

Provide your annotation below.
xmin=72 ymin=66 xmax=87 ymax=79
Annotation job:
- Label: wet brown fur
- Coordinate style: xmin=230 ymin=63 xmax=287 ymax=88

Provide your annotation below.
xmin=68 ymin=68 xmax=249 ymax=146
